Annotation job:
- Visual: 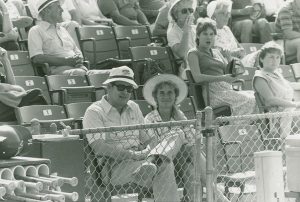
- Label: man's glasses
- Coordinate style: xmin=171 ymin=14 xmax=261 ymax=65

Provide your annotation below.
xmin=181 ymin=8 xmax=194 ymax=14
xmin=112 ymin=83 xmax=134 ymax=93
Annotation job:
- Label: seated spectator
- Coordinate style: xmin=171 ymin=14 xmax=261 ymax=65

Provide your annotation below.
xmin=143 ymin=74 xmax=230 ymax=202
xmin=99 ymin=0 xmax=149 ymax=25
xmin=153 ymin=0 xmax=206 ymax=38
xmin=187 ymin=18 xmax=257 ymax=117
xmin=83 ymin=66 xmax=183 ymax=202
xmin=28 ymin=0 xmax=104 ymax=76
xmin=0 ymin=47 xmax=47 ymax=122
xmin=207 ymin=0 xmax=246 ymax=60
xmin=73 ymin=0 xmax=113 ymax=25
xmin=253 ymin=42 xmax=300 ymax=137
xmin=167 ymin=0 xmax=197 ymax=79
xmin=231 ymin=0 xmax=272 ymax=43
xmin=275 ymin=0 xmax=300 ymax=63
xmin=28 ymin=0 xmax=81 ymax=47
xmin=0 ymin=0 xmax=19 ymax=50
xmin=139 ymin=0 xmax=165 ymax=24
xmin=253 ymin=42 xmax=300 ymax=112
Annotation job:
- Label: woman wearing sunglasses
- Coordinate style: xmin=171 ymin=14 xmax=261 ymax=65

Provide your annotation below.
xmin=167 ymin=0 xmax=197 ymax=80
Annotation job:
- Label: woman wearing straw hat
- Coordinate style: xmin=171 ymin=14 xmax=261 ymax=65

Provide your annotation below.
xmin=143 ymin=74 xmax=229 ymax=202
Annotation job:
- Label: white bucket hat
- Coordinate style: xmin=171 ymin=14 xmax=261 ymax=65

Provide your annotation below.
xmin=103 ymin=66 xmax=138 ymax=89
xmin=143 ymin=74 xmax=188 ymax=107
xmin=36 ymin=0 xmax=58 ymax=14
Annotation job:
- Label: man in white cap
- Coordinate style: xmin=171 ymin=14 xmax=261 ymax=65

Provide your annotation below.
xmin=27 ymin=0 xmax=86 ymax=76
xmin=83 ymin=66 xmax=182 ymax=202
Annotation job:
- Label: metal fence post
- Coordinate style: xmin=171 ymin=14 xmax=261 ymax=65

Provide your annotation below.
xmin=204 ymin=107 xmax=214 ymax=202
xmin=194 ymin=111 xmax=203 ymax=202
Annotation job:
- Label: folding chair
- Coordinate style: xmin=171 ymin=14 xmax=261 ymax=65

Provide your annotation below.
xmin=185 ymin=70 xmax=232 ymax=118
xmin=75 ymin=25 xmax=131 ymax=69
xmin=129 ymin=46 xmax=177 ymax=85
xmin=15 ymin=105 xmax=74 ymax=133
xmin=86 ymin=72 xmax=110 ymax=100
xmin=14 ymin=76 xmax=51 ymax=104
xmin=132 ymin=100 xmax=153 ymax=117
xmin=217 ymin=124 xmax=264 ymax=200
xmin=64 ymin=102 xmax=92 ymax=129
xmin=45 ymin=75 xmax=96 ymax=105
xmin=240 ymin=43 xmax=263 ymax=54
xmin=7 ymin=51 xmax=35 ymax=76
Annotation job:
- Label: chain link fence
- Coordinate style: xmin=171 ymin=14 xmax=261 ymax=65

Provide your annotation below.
xmin=214 ymin=111 xmax=300 ymax=202
xmin=70 ymin=114 xmax=211 ymax=202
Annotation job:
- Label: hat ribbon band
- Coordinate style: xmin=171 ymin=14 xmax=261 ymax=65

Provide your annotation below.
xmin=109 ymin=75 xmax=134 ymax=80
xmin=38 ymin=0 xmax=55 ymax=12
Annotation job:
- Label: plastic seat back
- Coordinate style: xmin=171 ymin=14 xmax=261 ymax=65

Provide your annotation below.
xmin=113 ymin=25 xmax=152 ymax=59
xmin=7 ymin=51 xmax=35 ymax=76
xmin=14 ymin=76 xmax=51 ymax=104
xmin=76 ymin=25 xmax=119 ymax=68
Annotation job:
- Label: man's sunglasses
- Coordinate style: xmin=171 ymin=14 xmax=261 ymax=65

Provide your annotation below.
xmin=181 ymin=8 xmax=194 ymax=14
xmin=112 ymin=83 xmax=134 ymax=93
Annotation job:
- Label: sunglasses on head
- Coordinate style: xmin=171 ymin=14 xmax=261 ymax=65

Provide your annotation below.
xmin=181 ymin=8 xmax=194 ymax=14
xmin=112 ymin=83 xmax=134 ymax=93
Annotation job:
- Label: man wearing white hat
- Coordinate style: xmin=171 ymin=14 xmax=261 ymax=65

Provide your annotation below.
xmin=27 ymin=0 xmax=87 ymax=76
xmin=83 ymin=66 xmax=181 ymax=202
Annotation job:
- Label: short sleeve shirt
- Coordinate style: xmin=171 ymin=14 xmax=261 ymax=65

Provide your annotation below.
xmin=28 ymin=21 xmax=81 ymax=58
xmin=275 ymin=1 xmax=300 ymax=32
xmin=82 ymin=96 xmax=145 ymax=149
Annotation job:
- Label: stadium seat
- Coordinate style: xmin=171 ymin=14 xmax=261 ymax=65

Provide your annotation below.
xmin=15 ymin=105 xmax=74 ymax=133
xmin=64 ymin=102 xmax=92 ymax=129
xmin=7 ymin=51 xmax=35 ymax=76
xmin=132 ymin=100 xmax=153 ymax=117
xmin=113 ymin=25 xmax=154 ymax=59
xmin=185 ymin=70 xmax=232 ymax=118
xmin=278 ymin=64 xmax=297 ymax=82
xmin=237 ymin=67 xmax=256 ymax=90
xmin=75 ymin=25 xmax=131 ymax=69
xmin=86 ymin=72 xmax=109 ymax=100
xmin=240 ymin=43 xmax=263 ymax=54
xmin=14 ymin=76 xmax=51 ymax=104
xmin=178 ymin=96 xmax=197 ymax=120
xmin=129 ymin=46 xmax=177 ymax=85
xmin=216 ymin=124 xmax=264 ymax=200
xmin=45 ymin=75 xmax=96 ymax=105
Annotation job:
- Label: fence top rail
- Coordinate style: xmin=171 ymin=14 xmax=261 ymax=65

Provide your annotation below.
xmin=215 ymin=111 xmax=300 ymax=123
xmin=70 ymin=119 xmax=198 ymax=135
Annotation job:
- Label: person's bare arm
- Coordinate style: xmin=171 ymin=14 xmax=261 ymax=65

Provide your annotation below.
xmin=254 ymin=77 xmax=300 ymax=108
xmin=188 ymin=51 xmax=237 ymax=83
xmin=0 ymin=47 xmax=16 ymax=84
xmin=32 ymin=54 xmax=83 ymax=67
xmin=283 ymin=29 xmax=300 ymax=40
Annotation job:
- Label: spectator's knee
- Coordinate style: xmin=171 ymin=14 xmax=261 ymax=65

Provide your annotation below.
xmin=256 ymin=18 xmax=269 ymax=28
xmin=241 ymin=19 xmax=253 ymax=31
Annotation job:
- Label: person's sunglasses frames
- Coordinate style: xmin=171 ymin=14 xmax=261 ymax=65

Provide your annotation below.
xmin=181 ymin=8 xmax=194 ymax=14
xmin=112 ymin=83 xmax=134 ymax=93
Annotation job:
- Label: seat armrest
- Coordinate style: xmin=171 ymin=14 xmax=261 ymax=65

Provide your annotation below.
xmin=95 ymin=58 xmax=131 ymax=70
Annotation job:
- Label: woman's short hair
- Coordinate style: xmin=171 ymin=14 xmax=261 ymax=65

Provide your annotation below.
xmin=259 ymin=41 xmax=283 ymax=67
xmin=152 ymin=81 xmax=179 ymax=103
xmin=195 ymin=18 xmax=217 ymax=45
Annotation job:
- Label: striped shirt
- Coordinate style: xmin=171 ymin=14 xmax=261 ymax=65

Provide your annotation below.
xmin=275 ymin=1 xmax=300 ymax=32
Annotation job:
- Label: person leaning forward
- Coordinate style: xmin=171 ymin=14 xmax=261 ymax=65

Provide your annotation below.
xmin=82 ymin=66 xmax=183 ymax=202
